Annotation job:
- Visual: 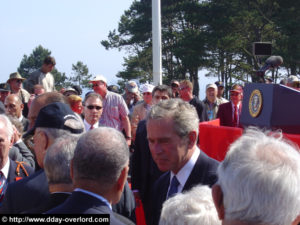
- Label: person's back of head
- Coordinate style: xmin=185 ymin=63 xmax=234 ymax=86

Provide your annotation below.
xmin=213 ymin=127 xmax=300 ymax=225
xmin=44 ymin=135 xmax=80 ymax=188
xmin=160 ymin=185 xmax=221 ymax=225
xmin=72 ymin=127 xmax=130 ymax=203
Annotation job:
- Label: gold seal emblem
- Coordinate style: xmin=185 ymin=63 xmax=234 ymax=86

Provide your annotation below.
xmin=249 ymin=89 xmax=263 ymax=118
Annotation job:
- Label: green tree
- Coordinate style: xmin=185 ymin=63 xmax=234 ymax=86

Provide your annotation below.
xmin=69 ymin=61 xmax=92 ymax=88
xmin=17 ymin=45 xmax=67 ymax=90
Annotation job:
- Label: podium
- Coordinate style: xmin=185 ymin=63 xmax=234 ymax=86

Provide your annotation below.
xmin=241 ymin=83 xmax=300 ymax=134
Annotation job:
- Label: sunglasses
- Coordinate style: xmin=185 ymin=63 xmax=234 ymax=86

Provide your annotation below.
xmin=92 ymin=84 xmax=100 ymax=87
xmin=86 ymin=105 xmax=102 ymax=110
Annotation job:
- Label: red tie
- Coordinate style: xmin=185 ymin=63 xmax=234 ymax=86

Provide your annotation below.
xmin=90 ymin=125 xmax=94 ymax=130
xmin=233 ymin=105 xmax=238 ymax=127
xmin=0 ymin=171 xmax=7 ymax=205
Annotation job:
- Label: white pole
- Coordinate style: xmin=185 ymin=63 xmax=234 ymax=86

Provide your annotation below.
xmin=152 ymin=0 xmax=162 ymax=85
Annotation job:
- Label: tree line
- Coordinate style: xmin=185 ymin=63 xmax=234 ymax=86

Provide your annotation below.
xmin=101 ymin=0 xmax=300 ymax=96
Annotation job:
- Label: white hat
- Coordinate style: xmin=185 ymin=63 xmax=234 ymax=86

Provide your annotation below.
xmin=206 ymin=83 xmax=217 ymax=91
xmin=89 ymin=75 xmax=107 ymax=84
xmin=287 ymin=75 xmax=299 ymax=84
xmin=141 ymin=84 xmax=155 ymax=93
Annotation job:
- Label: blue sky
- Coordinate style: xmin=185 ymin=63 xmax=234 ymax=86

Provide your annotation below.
xmin=0 ymin=0 xmax=133 ymax=85
xmin=0 ymin=0 xmax=216 ymax=99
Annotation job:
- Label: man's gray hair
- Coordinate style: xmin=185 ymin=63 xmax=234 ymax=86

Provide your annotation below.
xmin=0 ymin=114 xmax=14 ymax=141
xmin=218 ymin=127 xmax=300 ymax=225
xmin=159 ymin=185 xmax=221 ymax=225
xmin=73 ymin=127 xmax=129 ymax=190
xmin=37 ymin=127 xmax=75 ymax=140
xmin=44 ymin=134 xmax=80 ymax=185
xmin=147 ymin=98 xmax=199 ymax=137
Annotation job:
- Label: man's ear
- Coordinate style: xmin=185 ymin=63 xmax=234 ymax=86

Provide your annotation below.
xmin=116 ymin=166 xmax=129 ymax=192
xmin=187 ymin=130 xmax=197 ymax=147
xmin=212 ymin=184 xmax=225 ymax=220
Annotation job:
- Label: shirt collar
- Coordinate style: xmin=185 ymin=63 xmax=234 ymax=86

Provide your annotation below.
xmin=74 ymin=188 xmax=112 ymax=209
xmin=84 ymin=119 xmax=99 ymax=131
xmin=1 ymin=159 xmax=10 ymax=179
xmin=170 ymin=147 xmax=200 ymax=193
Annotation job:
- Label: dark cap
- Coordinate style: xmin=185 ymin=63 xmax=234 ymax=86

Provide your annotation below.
xmin=0 ymin=102 xmax=5 ymax=114
xmin=215 ymin=81 xmax=224 ymax=87
xmin=26 ymin=102 xmax=84 ymax=136
xmin=0 ymin=83 xmax=11 ymax=92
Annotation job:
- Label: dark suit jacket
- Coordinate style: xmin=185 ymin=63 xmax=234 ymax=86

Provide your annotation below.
xmin=150 ymin=150 xmax=219 ymax=225
xmin=131 ymin=120 xmax=163 ymax=224
xmin=0 ymin=169 xmax=135 ymax=222
xmin=10 ymin=141 xmax=35 ymax=169
xmin=46 ymin=191 xmax=125 ymax=225
xmin=217 ymin=102 xmax=243 ymax=128
xmin=7 ymin=159 xmax=34 ymax=183
xmin=189 ymin=97 xmax=208 ymax=122
xmin=21 ymin=117 xmax=29 ymax=132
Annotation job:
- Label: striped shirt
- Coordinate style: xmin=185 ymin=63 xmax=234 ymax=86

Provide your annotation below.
xmin=99 ymin=91 xmax=129 ymax=131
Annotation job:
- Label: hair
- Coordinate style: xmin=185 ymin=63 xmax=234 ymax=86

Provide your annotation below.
xmin=147 ymin=98 xmax=199 ymax=138
xmin=7 ymin=115 xmax=24 ymax=134
xmin=0 ymin=114 xmax=14 ymax=141
xmin=67 ymin=95 xmax=82 ymax=104
xmin=38 ymin=127 xmax=75 ymax=141
xmin=44 ymin=134 xmax=80 ymax=185
xmin=73 ymin=127 xmax=129 ymax=191
xmin=35 ymin=92 xmax=68 ymax=106
xmin=217 ymin=127 xmax=300 ymax=225
xmin=83 ymin=92 xmax=102 ymax=106
xmin=152 ymin=84 xmax=172 ymax=98
xmin=43 ymin=56 xmax=56 ymax=65
xmin=180 ymin=80 xmax=193 ymax=92
xmin=160 ymin=185 xmax=221 ymax=225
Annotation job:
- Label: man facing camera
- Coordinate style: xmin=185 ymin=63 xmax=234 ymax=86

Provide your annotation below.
xmin=147 ymin=98 xmax=219 ymax=225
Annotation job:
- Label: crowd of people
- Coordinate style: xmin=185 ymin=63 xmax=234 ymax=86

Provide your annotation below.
xmin=0 ymin=56 xmax=299 ymax=225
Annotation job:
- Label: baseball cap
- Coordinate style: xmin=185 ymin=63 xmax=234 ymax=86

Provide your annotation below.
xmin=141 ymin=84 xmax=155 ymax=93
xmin=89 ymin=75 xmax=107 ymax=84
xmin=215 ymin=81 xmax=224 ymax=87
xmin=0 ymin=83 xmax=10 ymax=92
xmin=26 ymin=102 xmax=84 ymax=136
xmin=63 ymin=87 xmax=78 ymax=96
xmin=126 ymin=81 xmax=138 ymax=93
xmin=230 ymin=84 xmax=243 ymax=93
xmin=206 ymin=83 xmax=217 ymax=91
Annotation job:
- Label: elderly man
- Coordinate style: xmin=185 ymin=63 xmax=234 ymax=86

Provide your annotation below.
xmin=46 ymin=128 xmax=130 ymax=223
xmin=4 ymin=94 xmax=29 ymax=131
xmin=7 ymin=72 xmax=31 ymax=117
xmin=26 ymin=56 xmax=56 ymax=93
xmin=217 ymin=84 xmax=243 ymax=128
xmin=147 ymin=98 xmax=219 ymax=225
xmin=83 ymin=92 xmax=103 ymax=131
xmin=0 ymin=115 xmax=34 ymax=205
xmin=179 ymin=80 xmax=208 ymax=122
xmin=131 ymin=83 xmax=155 ymax=141
xmin=89 ymin=75 xmax=131 ymax=145
xmin=160 ymin=185 xmax=221 ymax=225
xmin=212 ymin=128 xmax=300 ymax=225
xmin=122 ymin=80 xmax=142 ymax=116
xmin=203 ymin=84 xmax=223 ymax=121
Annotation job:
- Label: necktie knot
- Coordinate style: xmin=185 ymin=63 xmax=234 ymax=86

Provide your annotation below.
xmin=167 ymin=176 xmax=180 ymax=199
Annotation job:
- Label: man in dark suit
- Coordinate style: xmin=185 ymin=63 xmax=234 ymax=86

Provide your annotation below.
xmin=217 ymin=84 xmax=243 ymax=128
xmin=131 ymin=85 xmax=171 ymax=224
xmin=147 ymin=99 xmax=219 ymax=225
xmin=46 ymin=127 xmax=132 ymax=225
xmin=0 ymin=115 xmax=34 ymax=205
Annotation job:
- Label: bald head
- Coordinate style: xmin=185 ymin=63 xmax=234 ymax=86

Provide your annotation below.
xmin=4 ymin=94 xmax=23 ymax=118
xmin=27 ymin=92 xmax=68 ymax=130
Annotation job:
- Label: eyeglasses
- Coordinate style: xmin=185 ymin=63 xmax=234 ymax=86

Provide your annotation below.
xmin=230 ymin=92 xmax=240 ymax=96
xmin=86 ymin=105 xmax=102 ymax=110
xmin=92 ymin=84 xmax=100 ymax=87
